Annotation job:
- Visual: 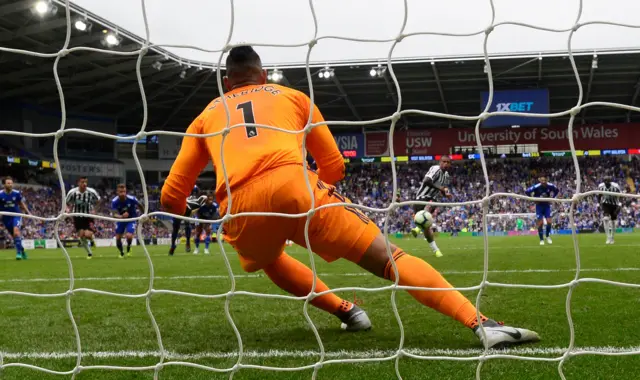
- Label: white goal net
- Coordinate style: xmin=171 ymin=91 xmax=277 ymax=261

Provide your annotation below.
xmin=2 ymin=0 xmax=640 ymax=379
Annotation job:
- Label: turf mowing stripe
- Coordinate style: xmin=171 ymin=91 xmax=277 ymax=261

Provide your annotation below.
xmin=1 ymin=267 xmax=639 ymax=284
xmin=2 ymin=346 xmax=640 ymax=360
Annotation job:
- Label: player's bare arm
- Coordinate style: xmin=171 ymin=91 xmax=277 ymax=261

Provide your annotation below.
xmin=19 ymin=199 xmax=30 ymax=215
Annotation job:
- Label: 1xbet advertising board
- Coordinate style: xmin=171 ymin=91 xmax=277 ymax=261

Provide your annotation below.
xmin=480 ymin=89 xmax=550 ymax=127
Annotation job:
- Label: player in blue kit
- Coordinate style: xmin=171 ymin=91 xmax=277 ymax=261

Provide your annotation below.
xmin=111 ymin=183 xmax=142 ymax=258
xmin=169 ymin=185 xmax=198 ymax=255
xmin=525 ymin=176 xmax=559 ymax=245
xmin=193 ymin=194 xmax=219 ymax=255
xmin=0 ymin=177 xmax=31 ymax=260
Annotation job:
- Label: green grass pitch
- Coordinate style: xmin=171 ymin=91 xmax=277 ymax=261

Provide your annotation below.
xmin=1 ymin=234 xmax=639 ymax=379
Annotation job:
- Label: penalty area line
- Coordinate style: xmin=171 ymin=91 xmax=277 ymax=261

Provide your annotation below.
xmin=2 ymin=346 xmax=640 ymax=360
xmin=0 ymin=267 xmax=639 ymax=284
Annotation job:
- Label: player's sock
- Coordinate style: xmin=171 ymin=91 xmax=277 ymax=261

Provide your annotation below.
xmin=14 ymin=236 xmax=24 ymax=254
xmin=610 ymin=219 xmax=616 ymax=239
xmin=263 ymin=252 xmax=351 ymax=316
xmin=81 ymin=237 xmax=93 ymax=256
xmin=383 ymin=248 xmax=484 ymax=329
xmin=545 ymin=224 xmax=551 ymax=238
xmin=116 ymin=239 xmax=124 ymax=255
xmin=538 ymin=226 xmax=544 ymax=241
xmin=185 ymin=225 xmax=192 ymax=246
xmin=428 ymin=241 xmax=439 ymax=253
xmin=171 ymin=221 xmax=180 ymax=249
xmin=194 ymin=235 xmax=200 ymax=249
xmin=602 ymin=217 xmax=611 ymax=239
xmin=126 ymin=238 xmax=132 ymax=253
xmin=204 ymin=235 xmax=211 ymax=249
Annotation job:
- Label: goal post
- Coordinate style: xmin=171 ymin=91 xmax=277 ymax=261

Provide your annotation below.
xmin=485 ymin=213 xmax=538 ymax=234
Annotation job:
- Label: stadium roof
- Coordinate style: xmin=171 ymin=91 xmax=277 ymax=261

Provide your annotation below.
xmin=2 ymin=0 xmax=640 ymax=134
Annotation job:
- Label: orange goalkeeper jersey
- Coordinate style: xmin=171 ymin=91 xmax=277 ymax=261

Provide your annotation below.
xmin=161 ymin=84 xmax=345 ymax=215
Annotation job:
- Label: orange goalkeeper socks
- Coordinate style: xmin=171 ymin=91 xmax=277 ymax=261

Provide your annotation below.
xmin=384 ymin=249 xmax=483 ymax=329
xmin=263 ymin=252 xmax=352 ymax=315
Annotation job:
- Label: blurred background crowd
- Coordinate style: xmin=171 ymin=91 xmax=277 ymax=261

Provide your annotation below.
xmin=3 ymin=156 xmax=640 ymax=240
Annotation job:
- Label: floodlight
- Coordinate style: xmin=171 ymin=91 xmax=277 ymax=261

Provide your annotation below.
xmin=34 ymin=1 xmax=49 ymax=15
xmin=74 ymin=19 xmax=92 ymax=32
xmin=319 ymin=67 xmax=334 ymax=79
xmin=269 ymin=69 xmax=283 ymax=82
xmin=369 ymin=68 xmax=377 ymax=77
xmin=104 ymin=33 xmax=120 ymax=47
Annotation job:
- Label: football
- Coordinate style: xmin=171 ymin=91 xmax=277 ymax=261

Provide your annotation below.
xmin=414 ymin=210 xmax=434 ymax=230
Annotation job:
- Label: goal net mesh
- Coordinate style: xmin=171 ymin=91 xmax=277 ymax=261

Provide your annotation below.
xmin=1 ymin=0 xmax=640 ymax=379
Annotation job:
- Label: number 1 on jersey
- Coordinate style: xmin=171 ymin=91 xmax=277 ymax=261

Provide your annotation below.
xmin=237 ymin=101 xmax=258 ymax=139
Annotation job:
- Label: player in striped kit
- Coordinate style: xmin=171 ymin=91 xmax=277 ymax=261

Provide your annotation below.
xmin=169 ymin=185 xmax=198 ymax=255
xmin=598 ymin=176 xmax=622 ymax=245
xmin=0 ymin=177 xmax=30 ymax=260
xmin=193 ymin=194 xmax=218 ymax=255
xmin=410 ymin=156 xmax=453 ymax=258
xmin=66 ymin=177 xmax=100 ymax=259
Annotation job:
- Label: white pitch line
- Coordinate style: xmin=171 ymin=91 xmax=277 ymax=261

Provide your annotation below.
xmin=1 ymin=267 xmax=639 ymax=284
xmin=1 ymin=346 xmax=640 ymax=360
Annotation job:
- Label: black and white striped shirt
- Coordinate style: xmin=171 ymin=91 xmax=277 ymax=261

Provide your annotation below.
xmin=66 ymin=187 xmax=100 ymax=214
xmin=416 ymin=165 xmax=450 ymax=200
xmin=597 ymin=182 xmax=622 ymax=206
xmin=185 ymin=195 xmax=207 ymax=214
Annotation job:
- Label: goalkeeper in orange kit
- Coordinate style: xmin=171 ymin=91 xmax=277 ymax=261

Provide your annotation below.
xmin=161 ymin=46 xmax=540 ymax=348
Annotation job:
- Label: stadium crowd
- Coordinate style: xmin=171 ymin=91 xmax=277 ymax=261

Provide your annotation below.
xmin=3 ymin=156 xmax=640 ymax=240
xmin=338 ymin=155 xmax=640 ymax=234
xmin=4 ymin=186 xmax=169 ymax=240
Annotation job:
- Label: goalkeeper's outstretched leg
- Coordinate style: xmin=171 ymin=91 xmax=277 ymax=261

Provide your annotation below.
xmin=355 ymin=233 xmax=540 ymax=349
xmin=262 ymin=252 xmax=371 ymax=332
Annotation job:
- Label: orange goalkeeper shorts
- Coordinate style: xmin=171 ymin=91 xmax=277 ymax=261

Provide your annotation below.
xmin=218 ymin=164 xmax=380 ymax=272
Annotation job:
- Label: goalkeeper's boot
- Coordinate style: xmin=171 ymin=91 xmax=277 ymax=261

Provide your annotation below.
xmin=193 ymin=247 xmax=199 ymax=255
xmin=339 ymin=305 xmax=372 ymax=332
xmin=21 ymin=251 xmax=27 ymax=260
xmin=546 ymin=237 xmax=553 ymax=245
xmin=473 ymin=319 xmax=540 ymax=349
xmin=411 ymin=227 xmax=420 ymax=238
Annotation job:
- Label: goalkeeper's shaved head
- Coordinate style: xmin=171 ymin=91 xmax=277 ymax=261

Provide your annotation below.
xmin=224 ymin=45 xmax=267 ymax=91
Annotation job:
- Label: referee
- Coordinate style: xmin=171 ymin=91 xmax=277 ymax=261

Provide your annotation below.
xmin=66 ymin=177 xmax=100 ymax=259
